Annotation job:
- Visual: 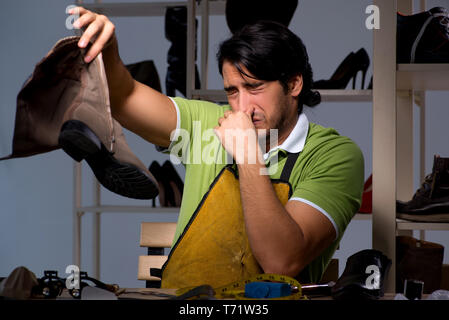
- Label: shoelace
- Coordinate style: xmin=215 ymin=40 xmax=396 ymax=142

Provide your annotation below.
xmin=410 ymin=11 xmax=449 ymax=62
xmin=435 ymin=11 xmax=449 ymax=37
xmin=414 ymin=173 xmax=436 ymax=199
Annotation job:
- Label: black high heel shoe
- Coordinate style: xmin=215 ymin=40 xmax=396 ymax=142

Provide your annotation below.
xmin=367 ymin=76 xmax=373 ymax=90
xmin=162 ymin=160 xmax=184 ymax=207
xmin=313 ymin=48 xmax=370 ymax=90
xmin=149 ymin=161 xmax=173 ymax=207
xmin=149 ymin=161 xmax=184 ymax=207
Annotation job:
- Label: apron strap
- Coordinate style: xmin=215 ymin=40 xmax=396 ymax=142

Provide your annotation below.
xmin=280 ymin=152 xmax=300 ymax=182
xmin=278 ymin=152 xmax=311 ymax=283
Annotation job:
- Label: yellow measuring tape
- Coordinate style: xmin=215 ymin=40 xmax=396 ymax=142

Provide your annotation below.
xmin=176 ymin=274 xmax=308 ymax=300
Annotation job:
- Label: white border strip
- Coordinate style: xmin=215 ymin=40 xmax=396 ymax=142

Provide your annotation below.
xmin=289 ymin=197 xmax=339 ymax=240
xmin=167 ymin=97 xmax=181 ymax=150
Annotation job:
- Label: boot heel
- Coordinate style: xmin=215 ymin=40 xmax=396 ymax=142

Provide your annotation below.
xmin=58 ymin=120 xmax=102 ymax=162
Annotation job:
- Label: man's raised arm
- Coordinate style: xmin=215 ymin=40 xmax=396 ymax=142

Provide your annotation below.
xmin=70 ymin=6 xmax=177 ymax=148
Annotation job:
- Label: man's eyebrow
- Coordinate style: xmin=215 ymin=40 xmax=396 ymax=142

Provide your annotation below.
xmin=224 ymin=85 xmax=237 ymax=92
xmin=224 ymin=82 xmax=264 ymax=91
xmin=244 ymin=81 xmax=264 ymax=89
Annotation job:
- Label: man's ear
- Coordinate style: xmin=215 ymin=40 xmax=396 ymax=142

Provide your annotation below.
xmin=289 ymin=74 xmax=303 ymax=97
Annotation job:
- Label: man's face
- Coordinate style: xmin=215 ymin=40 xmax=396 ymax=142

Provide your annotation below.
xmin=222 ymin=61 xmax=300 ymax=143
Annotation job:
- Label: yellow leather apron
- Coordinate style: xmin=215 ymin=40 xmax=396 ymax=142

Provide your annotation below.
xmin=160 ymin=153 xmax=300 ymax=289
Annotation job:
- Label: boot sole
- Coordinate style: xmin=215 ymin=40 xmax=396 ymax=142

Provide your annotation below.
xmin=59 ymin=120 xmax=158 ymax=200
xmin=397 ymin=212 xmax=449 ymax=223
xmin=397 ymin=201 xmax=449 ymax=213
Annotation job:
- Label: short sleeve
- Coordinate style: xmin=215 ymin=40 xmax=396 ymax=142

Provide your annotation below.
xmin=289 ymin=140 xmax=364 ymax=240
xmin=161 ymin=97 xmax=230 ymax=165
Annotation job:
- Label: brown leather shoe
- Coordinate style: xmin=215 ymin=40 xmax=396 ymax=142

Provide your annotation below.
xmin=1 ymin=36 xmax=158 ymax=199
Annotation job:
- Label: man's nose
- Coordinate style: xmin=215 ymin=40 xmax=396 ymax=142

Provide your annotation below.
xmin=237 ymin=91 xmax=253 ymax=114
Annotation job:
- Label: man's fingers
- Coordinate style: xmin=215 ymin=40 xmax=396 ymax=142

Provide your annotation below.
xmin=78 ymin=19 xmax=102 ymax=50
xmin=68 ymin=6 xmax=88 ymax=16
xmin=72 ymin=11 xmax=97 ymax=31
xmin=66 ymin=6 xmax=116 ymax=64
xmin=84 ymin=23 xmax=115 ymax=63
xmin=68 ymin=7 xmax=94 ymax=31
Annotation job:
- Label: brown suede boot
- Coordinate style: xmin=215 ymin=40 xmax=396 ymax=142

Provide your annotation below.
xmin=1 ymin=36 xmax=158 ymax=200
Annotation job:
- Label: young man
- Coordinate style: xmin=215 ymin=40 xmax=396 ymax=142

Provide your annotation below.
xmin=69 ymin=7 xmax=364 ymax=287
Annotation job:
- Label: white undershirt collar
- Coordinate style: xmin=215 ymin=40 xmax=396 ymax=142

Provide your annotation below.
xmin=263 ymin=113 xmax=309 ymax=161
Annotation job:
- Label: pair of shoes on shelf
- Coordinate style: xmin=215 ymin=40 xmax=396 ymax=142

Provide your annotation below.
xmin=0 ymin=37 xmax=159 ymax=200
xmin=150 ymin=160 xmax=184 ymax=207
xmin=397 ymin=155 xmax=449 ymax=222
xmin=313 ymin=48 xmax=370 ymax=90
xmin=165 ymin=6 xmax=200 ymax=97
xmin=331 ymin=249 xmax=392 ymax=300
xmin=397 ymin=6 xmax=449 ymax=63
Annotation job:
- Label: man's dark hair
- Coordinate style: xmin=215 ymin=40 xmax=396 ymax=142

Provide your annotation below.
xmin=217 ymin=21 xmax=320 ymax=114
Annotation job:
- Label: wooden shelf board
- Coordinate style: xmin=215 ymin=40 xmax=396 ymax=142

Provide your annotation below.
xmin=396 ymin=218 xmax=449 ymax=231
xmin=354 ymin=213 xmax=372 ymax=220
xmin=318 ymin=90 xmax=372 ymax=102
xmin=83 ymin=1 xmax=226 ymax=17
xmin=192 ymin=89 xmax=373 ymax=104
xmin=397 ymin=64 xmax=449 ymax=90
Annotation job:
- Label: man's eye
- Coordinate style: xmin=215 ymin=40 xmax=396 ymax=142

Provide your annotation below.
xmin=249 ymin=87 xmax=263 ymax=93
xmin=225 ymin=90 xmax=237 ymax=96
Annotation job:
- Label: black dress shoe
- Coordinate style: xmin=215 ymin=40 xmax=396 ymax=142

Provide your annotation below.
xmin=331 ymin=249 xmax=391 ymax=300
xmin=313 ymin=48 xmax=370 ymax=90
xmin=397 ymin=7 xmax=449 ymax=63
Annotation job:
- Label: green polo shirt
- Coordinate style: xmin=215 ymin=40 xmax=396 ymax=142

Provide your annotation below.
xmin=163 ymin=97 xmax=364 ymax=283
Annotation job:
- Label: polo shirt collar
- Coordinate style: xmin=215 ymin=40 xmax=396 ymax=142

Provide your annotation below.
xmin=263 ymin=113 xmax=309 ymax=161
